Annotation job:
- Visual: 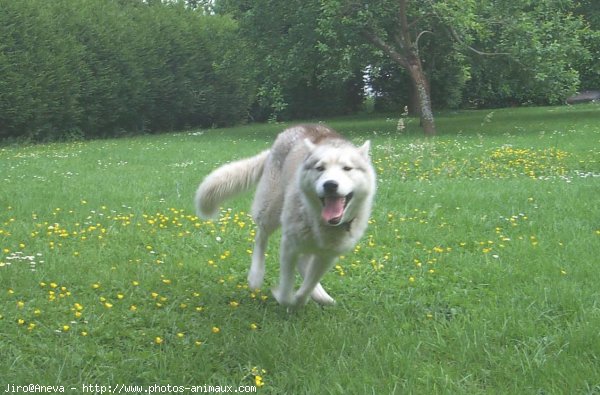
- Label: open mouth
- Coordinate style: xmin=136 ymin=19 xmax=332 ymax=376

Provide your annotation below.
xmin=320 ymin=192 xmax=353 ymax=225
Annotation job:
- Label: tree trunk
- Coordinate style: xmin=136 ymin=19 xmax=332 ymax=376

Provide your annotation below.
xmin=408 ymin=62 xmax=435 ymax=136
xmin=362 ymin=8 xmax=437 ymax=136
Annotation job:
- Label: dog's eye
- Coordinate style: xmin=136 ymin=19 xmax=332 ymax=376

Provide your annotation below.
xmin=315 ymin=165 xmax=325 ymax=172
xmin=343 ymin=166 xmax=353 ymax=171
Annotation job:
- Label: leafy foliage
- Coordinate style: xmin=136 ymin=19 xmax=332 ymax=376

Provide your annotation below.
xmin=217 ymin=0 xmax=364 ymax=122
xmin=317 ymin=0 xmax=592 ymax=112
xmin=461 ymin=0 xmax=589 ymax=107
xmin=574 ymin=0 xmax=600 ymax=90
xmin=1 ymin=0 xmax=598 ymax=140
xmin=0 ymin=0 xmax=254 ymax=140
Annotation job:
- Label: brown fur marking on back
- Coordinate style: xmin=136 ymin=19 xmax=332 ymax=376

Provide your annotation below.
xmin=299 ymin=124 xmax=345 ymax=144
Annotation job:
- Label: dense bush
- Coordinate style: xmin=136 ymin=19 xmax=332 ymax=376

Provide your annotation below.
xmin=0 ymin=0 xmax=254 ymax=140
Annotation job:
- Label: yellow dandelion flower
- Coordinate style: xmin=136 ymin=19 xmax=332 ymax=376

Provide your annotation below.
xmin=154 ymin=336 xmax=164 ymax=345
xmin=177 ymin=332 xmax=185 ymax=339
xmin=129 ymin=305 xmax=137 ymax=312
xmin=117 ymin=293 xmax=124 ymax=300
xmin=195 ymin=340 xmax=203 ymax=346
xmin=27 ymin=323 xmax=36 ymax=331
xmin=17 ymin=301 xmax=25 ymax=309
xmin=255 ymin=375 xmax=264 ymax=387
xmin=250 ymin=323 xmax=258 ymax=331
xmin=229 ymin=301 xmax=239 ymax=308
xmin=92 ymin=283 xmax=101 ymax=289
xmin=132 ymin=280 xmax=140 ymax=286
xmin=104 ymin=302 xmax=113 ymax=309
xmin=161 ymin=279 xmax=172 ymax=285
xmin=62 ymin=325 xmax=70 ymax=332
xmin=211 ymin=326 xmax=220 ymax=334
xmin=17 ymin=318 xmax=26 ymax=326
xmin=81 ymin=331 xmax=88 ymax=336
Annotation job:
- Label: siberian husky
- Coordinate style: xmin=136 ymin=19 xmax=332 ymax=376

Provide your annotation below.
xmin=195 ymin=124 xmax=376 ymax=308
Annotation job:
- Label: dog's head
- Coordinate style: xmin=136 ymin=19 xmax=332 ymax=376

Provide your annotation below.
xmin=301 ymin=139 xmax=376 ymax=226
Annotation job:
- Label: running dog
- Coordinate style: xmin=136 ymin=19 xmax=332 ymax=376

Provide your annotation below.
xmin=195 ymin=124 xmax=376 ymax=307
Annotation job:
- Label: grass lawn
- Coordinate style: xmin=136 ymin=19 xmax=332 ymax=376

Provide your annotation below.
xmin=1 ymin=104 xmax=599 ymax=394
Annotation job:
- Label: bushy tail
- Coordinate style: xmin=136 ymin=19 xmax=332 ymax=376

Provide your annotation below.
xmin=195 ymin=150 xmax=270 ymax=218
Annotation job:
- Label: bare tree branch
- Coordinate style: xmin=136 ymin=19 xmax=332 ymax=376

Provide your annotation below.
xmin=363 ymin=30 xmax=409 ymax=68
xmin=447 ymin=26 xmax=511 ymax=56
xmin=415 ymin=30 xmax=434 ymax=54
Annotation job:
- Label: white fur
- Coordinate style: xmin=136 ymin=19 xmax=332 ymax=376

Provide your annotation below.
xmin=194 ymin=150 xmax=270 ymax=218
xmin=195 ymin=124 xmax=376 ymax=308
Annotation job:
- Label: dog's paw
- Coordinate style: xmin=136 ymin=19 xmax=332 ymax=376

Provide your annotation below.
xmin=247 ymin=269 xmax=264 ymax=290
xmin=271 ymin=286 xmax=294 ymax=306
xmin=310 ymin=284 xmax=336 ymax=306
xmin=281 ymin=295 xmax=310 ymax=313
xmin=312 ymin=294 xmax=336 ymax=306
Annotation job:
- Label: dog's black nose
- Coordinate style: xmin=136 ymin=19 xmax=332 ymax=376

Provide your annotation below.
xmin=323 ymin=180 xmax=339 ymax=193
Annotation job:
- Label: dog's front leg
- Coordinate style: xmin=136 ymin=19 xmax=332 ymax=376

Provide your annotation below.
xmin=298 ymin=256 xmax=336 ymax=306
xmin=272 ymin=237 xmax=298 ymax=306
xmin=293 ymin=255 xmax=336 ymax=307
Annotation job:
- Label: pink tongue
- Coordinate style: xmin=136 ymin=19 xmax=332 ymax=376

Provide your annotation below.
xmin=322 ymin=196 xmax=345 ymax=223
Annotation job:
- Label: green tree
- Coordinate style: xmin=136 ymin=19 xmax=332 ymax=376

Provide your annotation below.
xmin=216 ymin=0 xmax=363 ymax=122
xmin=574 ymin=0 xmax=600 ymax=90
xmin=457 ymin=0 xmax=589 ymax=107
xmin=319 ymin=0 xmax=442 ymax=135
xmin=318 ymin=0 xmax=589 ymax=135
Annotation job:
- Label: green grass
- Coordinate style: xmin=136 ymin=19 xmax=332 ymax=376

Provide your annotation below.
xmin=1 ymin=104 xmax=599 ymax=394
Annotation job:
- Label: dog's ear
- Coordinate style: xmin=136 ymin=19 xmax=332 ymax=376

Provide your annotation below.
xmin=358 ymin=140 xmax=371 ymax=158
xmin=304 ymin=138 xmax=316 ymax=152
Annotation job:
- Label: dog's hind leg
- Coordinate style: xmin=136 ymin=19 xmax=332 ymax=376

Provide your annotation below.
xmin=298 ymin=256 xmax=336 ymax=305
xmin=248 ymin=225 xmax=271 ymax=290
